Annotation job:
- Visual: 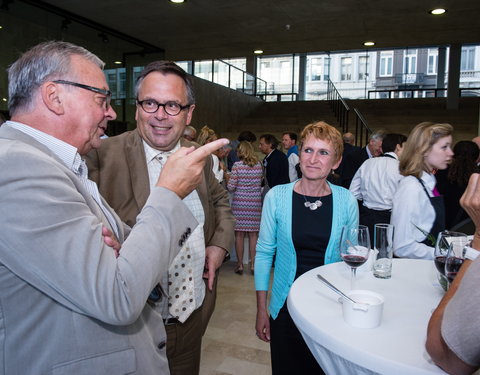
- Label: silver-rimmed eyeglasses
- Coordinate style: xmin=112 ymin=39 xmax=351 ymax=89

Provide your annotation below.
xmin=53 ymin=80 xmax=112 ymax=109
xmin=137 ymin=99 xmax=191 ymax=116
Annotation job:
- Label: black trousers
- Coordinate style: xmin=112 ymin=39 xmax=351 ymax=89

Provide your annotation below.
xmin=359 ymin=204 xmax=391 ymax=243
xmin=270 ymin=304 xmax=325 ymax=375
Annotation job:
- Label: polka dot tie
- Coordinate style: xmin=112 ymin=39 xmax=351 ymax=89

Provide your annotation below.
xmin=168 ymin=245 xmax=195 ymax=323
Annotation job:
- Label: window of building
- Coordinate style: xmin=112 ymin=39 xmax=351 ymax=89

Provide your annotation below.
xmin=461 ymin=46 xmax=475 ymax=71
xmin=194 ymin=60 xmax=213 ymax=81
xmin=279 ymin=60 xmax=292 ymax=84
xmin=105 ymin=67 xmax=127 ymax=99
xmin=427 ymin=48 xmax=438 ymax=75
xmin=379 ymin=51 xmax=393 ymax=76
xmin=221 ymin=58 xmax=247 ymax=71
xmin=257 ymin=54 xmax=299 ymax=97
xmin=341 ymin=57 xmax=352 ymax=80
xmin=305 ymin=53 xmax=330 ymax=100
xmin=358 ymin=56 xmax=369 ymax=80
xmin=404 ymin=49 xmax=417 ymax=74
xmin=175 ymin=61 xmax=190 ymax=73
xmin=308 ymin=57 xmax=323 ymax=81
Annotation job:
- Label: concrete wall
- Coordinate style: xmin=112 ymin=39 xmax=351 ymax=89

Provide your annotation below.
xmin=348 ymin=97 xmax=480 ymax=142
xmin=189 ymin=77 xmax=264 ymax=136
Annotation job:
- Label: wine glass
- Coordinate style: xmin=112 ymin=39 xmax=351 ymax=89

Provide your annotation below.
xmin=340 ymin=225 xmax=371 ymax=289
xmin=445 ymin=237 xmax=469 ymax=286
xmin=435 ymin=231 xmax=467 ymax=290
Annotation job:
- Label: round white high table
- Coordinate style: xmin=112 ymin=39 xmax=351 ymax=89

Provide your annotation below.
xmin=287 ymin=259 xmax=447 ymax=375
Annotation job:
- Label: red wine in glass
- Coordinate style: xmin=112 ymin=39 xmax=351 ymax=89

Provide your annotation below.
xmin=445 ymin=257 xmax=464 ymax=283
xmin=341 ymin=254 xmax=367 ymax=268
xmin=434 ymin=256 xmax=447 ymax=276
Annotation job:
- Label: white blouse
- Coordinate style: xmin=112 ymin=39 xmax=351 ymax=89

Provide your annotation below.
xmin=390 ymin=172 xmax=437 ymax=259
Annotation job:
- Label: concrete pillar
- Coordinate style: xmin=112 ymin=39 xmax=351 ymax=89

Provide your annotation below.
xmin=246 ymin=55 xmax=257 ymax=95
xmin=246 ymin=55 xmax=256 ymax=76
xmin=447 ymin=44 xmax=461 ymax=110
xmin=437 ymin=46 xmax=446 ymax=97
xmin=298 ymin=53 xmax=307 ymax=101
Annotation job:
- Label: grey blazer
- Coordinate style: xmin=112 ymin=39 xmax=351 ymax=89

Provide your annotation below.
xmin=0 ymin=125 xmax=197 ymax=374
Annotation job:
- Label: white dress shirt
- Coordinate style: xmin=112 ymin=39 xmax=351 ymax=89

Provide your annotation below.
xmin=390 ymin=171 xmax=436 ymax=259
xmin=211 ymin=154 xmax=223 ymax=183
xmin=143 ymin=140 xmax=206 ymax=317
xmin=287 ymin=152 xmax=300 ymax=182
xmin=349 ymin=152 xmax=402 ymax=210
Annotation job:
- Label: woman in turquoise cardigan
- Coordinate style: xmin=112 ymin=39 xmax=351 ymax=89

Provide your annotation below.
xmin=254 ymin=121 xmax=359 ymax=375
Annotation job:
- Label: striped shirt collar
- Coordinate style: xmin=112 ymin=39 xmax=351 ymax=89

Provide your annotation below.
xmin=143 ymin=139 xmax=181 ymax=163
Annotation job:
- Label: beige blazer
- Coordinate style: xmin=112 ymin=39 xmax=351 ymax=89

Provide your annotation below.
xmin=0 ymin=125 xmax=198 ymax=374
xmin=86 ymin=129 xmax=234 ymax=253
xmin=86 ymin=129 xmax=235 ymax=326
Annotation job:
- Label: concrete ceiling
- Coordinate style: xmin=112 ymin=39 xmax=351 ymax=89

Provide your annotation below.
xmin=35 ymin=0 xmax=480 ymax=60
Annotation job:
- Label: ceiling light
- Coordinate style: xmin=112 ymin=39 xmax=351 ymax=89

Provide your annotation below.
xmin=430 ymin=8 xmax=446 ymax=15
xmin=254 ymin=50 xmax=263 ymax=54
xmin=114 ymin=61 xmax=122 ymax=65
xmin=2 ymin=98 xmax=7 ymax=102
xmin=0 ymin=26 xmax=3 ymax=29
xmin=170 ymin=0 xmax=185 ymax=3
xmin=364 ymin=41 xmax=375 ymax=47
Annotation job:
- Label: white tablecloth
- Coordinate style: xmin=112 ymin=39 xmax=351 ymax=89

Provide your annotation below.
xmin=287 ymin=259 xmax=447 ymax=375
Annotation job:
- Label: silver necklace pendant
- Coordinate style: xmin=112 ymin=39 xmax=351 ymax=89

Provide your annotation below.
xmin=304 ymin=200 xmax=322 ymax=210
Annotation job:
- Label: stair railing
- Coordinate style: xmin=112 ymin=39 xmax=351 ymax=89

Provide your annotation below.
xmin=327 ymin=79 xmax=350 ymax=133
xmin=353 ymin=108 xmax=372 ymax=147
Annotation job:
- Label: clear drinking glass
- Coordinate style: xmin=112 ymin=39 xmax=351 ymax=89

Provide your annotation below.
xmin=340 ymin=225 xmax=371 ymax=289
xmin=373 ymin=223 xmax=394 ymax=279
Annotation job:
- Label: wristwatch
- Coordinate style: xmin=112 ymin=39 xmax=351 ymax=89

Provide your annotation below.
xmin=463 ymin=246 xmax=480 ymax=261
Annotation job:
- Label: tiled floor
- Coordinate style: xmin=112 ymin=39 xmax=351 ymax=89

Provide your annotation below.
xmin=200 ymin=261 xmax=271 ymax=375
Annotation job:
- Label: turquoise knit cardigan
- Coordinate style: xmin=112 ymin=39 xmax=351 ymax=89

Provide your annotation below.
xmin=254 ymin=181 xmax=359 ymax=319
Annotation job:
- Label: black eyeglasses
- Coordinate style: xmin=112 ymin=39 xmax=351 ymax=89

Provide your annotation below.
xmin=137 ymin=99 xmax=191 ymax=116
xmin=53 ymin=80 xmax=112 ymax=109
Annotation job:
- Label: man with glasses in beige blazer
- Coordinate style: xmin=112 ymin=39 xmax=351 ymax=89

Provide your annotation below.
xmin=0 ymin=41 xmax=227 ymax=375
xmin=86 ymin=61 xmax=235 ymax=375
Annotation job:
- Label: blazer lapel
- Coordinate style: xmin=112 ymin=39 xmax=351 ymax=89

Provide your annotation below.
xmin=125 ymin=130 xmax=150 ymax=209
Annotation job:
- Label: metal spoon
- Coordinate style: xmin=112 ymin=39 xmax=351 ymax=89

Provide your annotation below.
xmin=346 ymin=239 xmax=363 ymax=253
xmin=316 ymin=274 xmax=358 ymax=304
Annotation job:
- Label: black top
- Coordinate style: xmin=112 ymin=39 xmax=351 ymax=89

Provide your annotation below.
xmin=416 ymin=177 xmax=446 ymax=246
xmin=435 ymin=168 xmax=470 ymax=229
xmin=292 ymin=191 xmax=333 ymax=279
xmin=340 ymin=146 xmax=369 ymax=188
xmin=264 ymin=149 xmax=290 ymax=188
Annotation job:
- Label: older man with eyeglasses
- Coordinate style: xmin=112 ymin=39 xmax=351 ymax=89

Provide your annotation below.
xmin=0 ymin=41 xmax=229 ymax=374
xmin=86 ymin=61 xmax=235 ymax=375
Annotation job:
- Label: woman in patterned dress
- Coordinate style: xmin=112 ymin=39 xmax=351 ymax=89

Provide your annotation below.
xmin=227 ymin=141 xmax=263 ymax=274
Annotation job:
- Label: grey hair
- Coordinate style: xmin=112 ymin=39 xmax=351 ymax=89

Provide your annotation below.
xmin=369 ymin=129 xmax=387 ymax=141
xmin=134 ymin=61 xmax=195 ymax=105
xmin=8 ymin=41 xmax=104 ymax=115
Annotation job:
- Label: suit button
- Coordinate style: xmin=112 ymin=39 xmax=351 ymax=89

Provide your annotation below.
xmin=179 ymin=239 xmax=184 ymax=247
xmin=186 ymin=227 xmax=191 ymax=235
xmin=158 ymin=341 xmax=166 ymax=350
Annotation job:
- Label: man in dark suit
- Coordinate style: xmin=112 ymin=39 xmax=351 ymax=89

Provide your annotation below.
xmin=87 ymin=61 xmax=235 ymax=375
xmin=0 ymin=41 xmax=227 ymax=375
xmin=333 ymin=132 xmax=361 ymax=184
xmin=259 ymin=134 xmax=290 ymax=197
xmin=340 ymin=130 xmax=386 ymax=188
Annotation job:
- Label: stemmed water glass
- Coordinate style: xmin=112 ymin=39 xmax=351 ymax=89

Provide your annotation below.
xmin=340 ymin=225 xmax=371 ymax=289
